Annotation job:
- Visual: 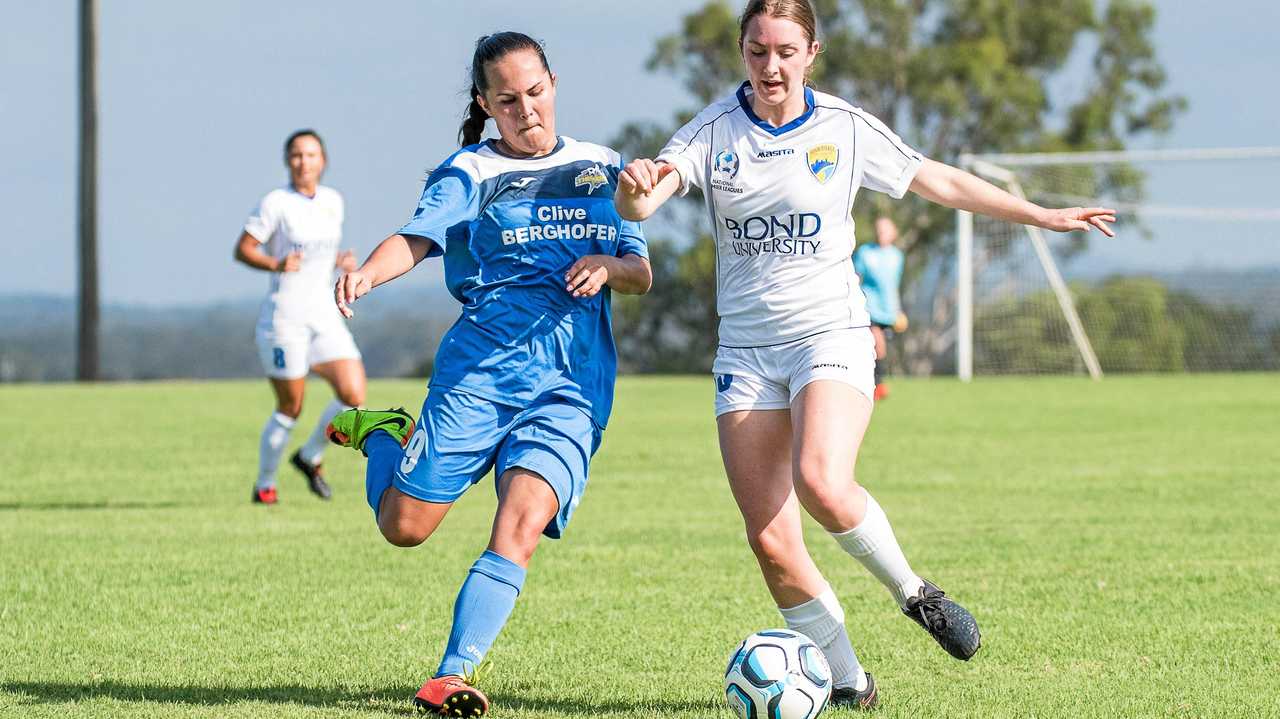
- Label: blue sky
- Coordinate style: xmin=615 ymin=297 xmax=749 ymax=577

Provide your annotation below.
xmin=2 ymin=1 xmax=1277 ymax=305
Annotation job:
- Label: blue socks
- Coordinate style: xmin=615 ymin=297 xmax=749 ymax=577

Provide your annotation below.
xmin=363 ymin=430 xmax=402 ymax=519
xmin=362 ymin=436 xmax=528 ymax=678
xmin=436 ymin=550 xmax=527 ymax=678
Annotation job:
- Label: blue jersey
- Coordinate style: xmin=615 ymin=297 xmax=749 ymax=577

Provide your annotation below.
xmin=853 ymin=244 xmax=903 ymax=326
xmin=397 ymin=137 xmax=647 ymax=429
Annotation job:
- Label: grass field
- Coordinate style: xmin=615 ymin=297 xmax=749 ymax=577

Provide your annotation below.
xmin=2 ymin=374 xmax=1278 ymax=718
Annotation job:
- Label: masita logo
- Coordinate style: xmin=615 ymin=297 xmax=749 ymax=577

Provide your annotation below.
xmin=574 ymin=164 xmax=608 ymax=194
xmin=806 ymin=143 xmax=839 ymax=184
xmin=757 ymin=148 xmax=795 ymax=159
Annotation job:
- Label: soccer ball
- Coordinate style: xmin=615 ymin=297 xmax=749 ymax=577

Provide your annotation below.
xmin=724 ymin=629 xmax=832 ymax=719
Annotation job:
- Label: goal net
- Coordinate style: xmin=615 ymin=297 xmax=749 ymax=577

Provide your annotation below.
xmin=956 ymin=148 xmax=1280 ymax=379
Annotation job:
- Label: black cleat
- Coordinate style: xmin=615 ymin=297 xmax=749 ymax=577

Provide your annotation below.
xmin=830 ymin=672 xmax=877 ymax=710
xmin=290 ymin=450 xmax=332 ymax=500
xmin=903 ymin=579 xmax=981 ymax=660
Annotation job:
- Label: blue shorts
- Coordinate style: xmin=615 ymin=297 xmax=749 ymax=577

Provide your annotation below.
xmin=392 ymin=388 xmax=601 ymax=539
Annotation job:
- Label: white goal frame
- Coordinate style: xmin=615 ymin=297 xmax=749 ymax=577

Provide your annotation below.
xmin=955 ymin=146 xmax=1280 ymax=382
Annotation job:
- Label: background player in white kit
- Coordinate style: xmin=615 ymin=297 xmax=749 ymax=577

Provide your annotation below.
xmin=616 ymin=0 xmax=1116 ymax=708
xmin=234 ymin=129 xmax=367 ymax=505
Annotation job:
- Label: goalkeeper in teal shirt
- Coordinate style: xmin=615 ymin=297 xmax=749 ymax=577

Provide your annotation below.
xmin=853 ymin=217 xmax=906 ymax=400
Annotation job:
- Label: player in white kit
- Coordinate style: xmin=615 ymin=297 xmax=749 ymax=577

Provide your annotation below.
xmin=234 ymin=129 xmax=367 ymax=505
xmin=616 ymin=0 xmax=1116 ymax=708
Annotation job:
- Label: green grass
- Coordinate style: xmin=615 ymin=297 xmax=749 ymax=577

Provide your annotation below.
xmin=1 ymin=375 xmax=1278 ymax=718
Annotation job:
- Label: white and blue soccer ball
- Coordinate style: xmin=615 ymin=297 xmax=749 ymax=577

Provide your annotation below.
xmin=724 ymin=629 xmax=832 ymax=719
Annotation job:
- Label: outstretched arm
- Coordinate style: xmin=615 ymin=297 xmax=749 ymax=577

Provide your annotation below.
xmin=614 ymin=159 xmax=682 ymax=221
xmin=334 ymin=233 xmax=434 ymax=318
xmin=909 ymin=158 xmax=1116 ymax=236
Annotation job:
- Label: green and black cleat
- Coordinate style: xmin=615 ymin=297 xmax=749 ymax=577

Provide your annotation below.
xmin=325 ymin=407 xmax=415 ymax=455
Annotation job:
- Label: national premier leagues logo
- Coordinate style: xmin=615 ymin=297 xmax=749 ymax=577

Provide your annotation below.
xmin=714 ymin=149 xmax=740 ymax=179
xmin=806 ymin=143 xmax=839 ymax=184
xmin=574 ymin=164 xmax=609 ymax=194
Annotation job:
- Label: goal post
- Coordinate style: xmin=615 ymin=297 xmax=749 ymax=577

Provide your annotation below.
xmin=954 ymin=147 xmax=1280 ymax=380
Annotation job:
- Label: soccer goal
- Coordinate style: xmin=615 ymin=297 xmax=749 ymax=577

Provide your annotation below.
xmin=954 ymin=147 xmax=1280 ymax=381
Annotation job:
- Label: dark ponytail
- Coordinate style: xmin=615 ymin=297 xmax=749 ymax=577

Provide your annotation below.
xmin=458 ymin=31 xmax=551 ymax=147
xmin=460 ymin=96 xmax=488 ymax=148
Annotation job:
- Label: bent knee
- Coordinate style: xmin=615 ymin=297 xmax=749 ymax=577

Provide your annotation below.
xmin=796 ymin=477 xmax=865 ymax=531
xmin=339 ymin=389 xmax=366 ymax=407
xmin=378 ymin=514 xmax=433 ymax=548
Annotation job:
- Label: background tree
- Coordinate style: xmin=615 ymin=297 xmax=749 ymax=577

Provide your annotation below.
xmin=612 ymin=0 xmax=1184 ymax=374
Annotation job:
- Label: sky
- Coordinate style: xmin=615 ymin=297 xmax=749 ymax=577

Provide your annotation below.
xmin=2 ymin=0 xmax=1278 ymax=306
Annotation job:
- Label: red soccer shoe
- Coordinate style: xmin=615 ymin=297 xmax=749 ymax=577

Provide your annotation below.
xmin=413 ymin=675 xmax=489 ymax=717
xmin=251 ymin=486 xmax=278 ymax=504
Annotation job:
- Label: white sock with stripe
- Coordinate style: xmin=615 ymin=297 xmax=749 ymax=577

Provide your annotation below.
xmin=830 ymin=490 xmax=925 ymax=608
xmin=778 ymin=587 xmax=867 ymax=691
xmin=298 ymin=400 xmax=348 ymax=466
xmin=256 ymin=411 xmax=295 ymax=490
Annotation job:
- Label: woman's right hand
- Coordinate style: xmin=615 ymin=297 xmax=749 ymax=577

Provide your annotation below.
xmin=334 ymin=270 xmax=373 ymax=319
xmin=619 ymin=158 xmax=675 ymax=196
xmin=616 ymin=159 xmax=678 ymax=221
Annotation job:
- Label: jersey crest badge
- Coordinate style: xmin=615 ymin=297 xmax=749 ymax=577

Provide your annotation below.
xmin=714 ymin=149 xmax=740 ymax=179
xmin=574 ymin=164 xmax=609 ymax=194
xmin=806 ymin=144 xmax=839 ymax=184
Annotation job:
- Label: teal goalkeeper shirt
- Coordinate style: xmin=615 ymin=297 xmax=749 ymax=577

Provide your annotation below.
xmin=853 ymin=244 xmax=904 ymax=327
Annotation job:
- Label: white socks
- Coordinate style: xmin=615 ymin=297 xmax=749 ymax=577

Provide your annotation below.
xmin=831 ymin=490 xmax=925 ymax=608
xmin=298 ymin=400 xmax=349 ymax=466
xmin=779 ymin=587 xmax=867 ymax=691
xmin=257 ymin=411 xmax=296 ymax=490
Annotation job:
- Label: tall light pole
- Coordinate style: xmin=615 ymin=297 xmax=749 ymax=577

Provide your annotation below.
xmin=77 ymin=0 xmax=100 ymax=380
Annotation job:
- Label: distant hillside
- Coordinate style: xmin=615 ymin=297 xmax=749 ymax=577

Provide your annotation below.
xmin=1151 ymin=267 xmax=1280 ymax=327
xmin=0 ymin=285 xmax=459 ymax=382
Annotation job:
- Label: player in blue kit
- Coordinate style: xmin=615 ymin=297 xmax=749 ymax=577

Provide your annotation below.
xmin=853 ymin=217 xmax=906 ymax=400
xmin=325 ymin=33 xmax=651 ymax=716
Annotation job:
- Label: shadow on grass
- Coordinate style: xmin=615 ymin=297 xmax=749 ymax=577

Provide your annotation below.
xmin=0 ymin=501 xmax=184 ymax=512
xmin=1 ymin=680 xmax=415 ymax=715
xmin=499 ymin=695 xmax=724 ymax=715
xmin=2 ymin=680 xmax=723 ymax=716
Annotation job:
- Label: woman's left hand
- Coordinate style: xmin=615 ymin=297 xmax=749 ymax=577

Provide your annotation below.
xmin=1039 ymin=207 xmax=1118 ymax=237
xmin=564 ymin=255 xmax=615 ymax=298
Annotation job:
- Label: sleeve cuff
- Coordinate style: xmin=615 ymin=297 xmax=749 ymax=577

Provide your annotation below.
xmin=655 ymin=155 xmax=693 ymax=197
xmin=398 ymin=230 xmax=445 ymax=258
xmin=887 ymin=154 xmax=925 ymax=199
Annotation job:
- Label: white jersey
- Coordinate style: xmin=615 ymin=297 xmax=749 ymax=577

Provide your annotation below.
xmin=243 ymin=185 xmax=345 ymax=324
xmin=658 ymin=82 xmax=923 ymax=347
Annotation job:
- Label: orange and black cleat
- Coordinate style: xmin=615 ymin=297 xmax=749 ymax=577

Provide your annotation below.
xmin=413 ymin=675 xmax=489 ymax=717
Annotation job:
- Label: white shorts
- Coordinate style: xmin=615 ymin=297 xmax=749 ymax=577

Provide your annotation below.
xmin=255 ymin=316 xmax=361 ymax=380
xmin=711 ymin=327 xmax=876 ymax=416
